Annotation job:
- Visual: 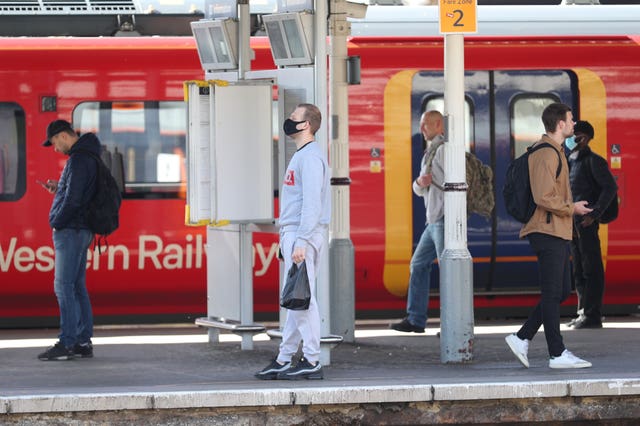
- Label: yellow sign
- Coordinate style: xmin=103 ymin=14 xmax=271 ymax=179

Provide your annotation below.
xmin=439 ymin=0 xmax=477 ymax=34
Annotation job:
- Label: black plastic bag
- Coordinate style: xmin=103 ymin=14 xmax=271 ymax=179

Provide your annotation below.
xmin=280 ymin=261 xmax=311 ymax=310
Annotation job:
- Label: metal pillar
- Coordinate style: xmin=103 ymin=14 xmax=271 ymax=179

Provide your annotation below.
xmin=238 ymin=224 xmax=255 ymax=350
xmin=314 ymin=0 xmax=333 ymax=366
xmin=440 ymin=33 xmax=474 ymax=363
xmin=237 ymin=0 xmax=250 ymax=80
xmin=328 ymin=0 xmax=355 ymax=343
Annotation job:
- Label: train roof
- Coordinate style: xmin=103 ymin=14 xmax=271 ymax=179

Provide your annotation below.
xmin=1 ymin=4 xmax=640 ymax=38
xmin=351 ymin=5 xmax=640 ymax=37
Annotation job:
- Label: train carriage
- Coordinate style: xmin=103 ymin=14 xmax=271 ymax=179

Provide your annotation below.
xmin=1 ymin=6 xmax=639 ymax=326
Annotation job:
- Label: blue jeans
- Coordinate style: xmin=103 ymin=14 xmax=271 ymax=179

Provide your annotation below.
xmin=517 ymin=233 xmax=572 ymax=357
xmin=406 ymin=219 xmax=444 ymax=328
xmin=52 ymin=228 xmax=94 ymax=348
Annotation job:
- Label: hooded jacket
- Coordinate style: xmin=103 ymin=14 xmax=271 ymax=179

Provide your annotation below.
xmin=49 ymin=133 xmax=101 ymax=230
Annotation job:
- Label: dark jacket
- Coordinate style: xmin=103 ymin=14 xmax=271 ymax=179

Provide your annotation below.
xmin=49 ymin=133 xmax=101 ymax=230
xmin=568 ymin=146 xmax=618 ymax=221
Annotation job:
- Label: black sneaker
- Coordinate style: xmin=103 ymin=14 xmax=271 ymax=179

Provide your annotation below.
xmin=572 ymin=317 xmax=603 ymax=329
xmin=255 ymin=359 xmax=291 ymax=380
xmin=389 ymin=317 xmax=425 ymax=333
xmin=37 ymin=341 xmax=74 ymax=361
xmin=277 ymin=357 xmax=323 ymax=380
xmin=73 ymin=342 xmax=94 ymax=358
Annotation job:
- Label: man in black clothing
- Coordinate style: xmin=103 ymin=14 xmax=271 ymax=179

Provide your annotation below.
xmin=566 ymin=120 xmax=618 ymax=329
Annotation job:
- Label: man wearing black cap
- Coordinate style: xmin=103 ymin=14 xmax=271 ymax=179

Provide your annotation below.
xmin=38 ymin=119 xmax=102 ymax=360
xmin=565 ymin=120 xmax=618 ymax=329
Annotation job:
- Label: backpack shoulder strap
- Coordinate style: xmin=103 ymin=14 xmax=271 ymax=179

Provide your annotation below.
xmin=529 ymin=142 xmax=562 ymax=178
xmin=425 ymin=139 xmax=445 ymax=175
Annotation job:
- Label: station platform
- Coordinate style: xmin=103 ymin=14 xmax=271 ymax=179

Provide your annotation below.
xmin=1 ymin=317 xmax=640 ymax=425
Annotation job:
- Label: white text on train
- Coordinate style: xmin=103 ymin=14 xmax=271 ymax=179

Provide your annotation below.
xmin=0 ymin=235 xmax=278 ymax=276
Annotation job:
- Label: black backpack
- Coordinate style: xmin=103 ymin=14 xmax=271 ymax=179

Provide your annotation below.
xmin=75 ymin=149 xmax=122 ymax=251
xmin=503 ymin=142 xmax=561 ymax=223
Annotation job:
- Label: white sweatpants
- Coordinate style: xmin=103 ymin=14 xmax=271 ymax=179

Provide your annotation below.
xmin=277 ymin=230 xmax=325 ymax=364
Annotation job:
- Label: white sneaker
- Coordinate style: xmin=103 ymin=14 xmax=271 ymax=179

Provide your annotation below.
xmin=549 ymin=350 xmax=592 ymax=369
xmin=505 ymin=333 xmax=529 ymax=368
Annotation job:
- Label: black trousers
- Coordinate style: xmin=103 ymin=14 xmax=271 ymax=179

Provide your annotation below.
xmin=517 ymin=233 xmax=572 ymax=358
xmin=570 ymin=221 xmax=605 ymax=321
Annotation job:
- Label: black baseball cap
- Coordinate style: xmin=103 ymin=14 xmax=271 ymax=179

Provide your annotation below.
xmin=574 ymin=120 xmax=595 ymax=140
xmin=42 ymin=119 xmax=73 ymax=147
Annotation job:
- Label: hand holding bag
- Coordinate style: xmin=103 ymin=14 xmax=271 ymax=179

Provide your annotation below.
xmin=280 ymin=261 xmax=311 ymax=310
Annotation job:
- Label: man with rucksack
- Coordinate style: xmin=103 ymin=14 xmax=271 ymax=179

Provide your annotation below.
xmin=37 ymin=119 xmax=99 ymax=361
xmin=505 ymin=103 xmax=594 ymax=369
xmin=565 ymin=120 xmax=618 ymax=329
xmin=390 ymin=110 xmax=445 ymax=333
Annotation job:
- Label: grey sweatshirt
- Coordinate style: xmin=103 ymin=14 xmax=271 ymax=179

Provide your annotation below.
xmin=279 ymin=141 xmax=331 ymax=250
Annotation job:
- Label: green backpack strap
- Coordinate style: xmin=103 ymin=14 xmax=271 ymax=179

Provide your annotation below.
xmin=424 ymin=139 xmax=445 ymax=175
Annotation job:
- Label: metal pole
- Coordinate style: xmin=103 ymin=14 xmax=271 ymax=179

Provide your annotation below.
xmin=314 ymin=0 xmax=333 ymax=366
xmin=328 ymin=0 xmax=355 ymax=343
xmin=440 ymin=33 xmax=474 ymax=363
xmin=238 ymin=1 xmax=254 ymax=350
xmin=239 ymin=223 xmax=255 ymax=350
xmin=237 ymin=0 xmax=251 ymax=80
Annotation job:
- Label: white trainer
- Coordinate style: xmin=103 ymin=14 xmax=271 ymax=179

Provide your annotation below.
xmin=505 ymin=333 xmax=529 ymax=368
xmin=549 ymin=350 xmax=592 ymax=369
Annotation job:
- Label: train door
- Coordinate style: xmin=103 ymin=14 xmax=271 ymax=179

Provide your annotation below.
xmin=409 ymin=70 xmax=575 ymax=294
xmin=410 ymin=70 xmax=493 ymax=292
xmin=491 ymin=70 xmax=575 ymax=293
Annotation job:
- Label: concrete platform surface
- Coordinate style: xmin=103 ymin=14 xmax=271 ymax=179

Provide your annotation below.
xmin=1 ymin=317 xmax=639 ymax=422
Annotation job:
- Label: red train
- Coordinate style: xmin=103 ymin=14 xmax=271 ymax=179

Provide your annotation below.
xmin=2 ymin=6 xmax=639 ymax=327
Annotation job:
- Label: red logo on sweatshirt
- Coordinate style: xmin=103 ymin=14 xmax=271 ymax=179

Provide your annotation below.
xmin=284 ymin=170 xmax=295 ymax=186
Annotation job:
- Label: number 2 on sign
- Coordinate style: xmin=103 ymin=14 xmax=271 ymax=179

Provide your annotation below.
xmin=447 ymin=9 xmax=464 ymax=27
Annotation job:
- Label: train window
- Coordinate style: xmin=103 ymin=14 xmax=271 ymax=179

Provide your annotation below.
xmin=0 ymin=103 xmax=26 ymax=202
xmin=424 ymin=97 xmax=474 ymax=152
xmin=511 ymin=95 xmax=559 ymax=159
xmin=73 ymin=101 xmax=186 ymax=199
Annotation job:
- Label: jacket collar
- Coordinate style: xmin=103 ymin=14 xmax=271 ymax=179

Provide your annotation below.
xmin=540 ymin=134 xmax=563 ymax=151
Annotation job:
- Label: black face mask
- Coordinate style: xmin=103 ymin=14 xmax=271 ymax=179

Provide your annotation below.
xmin=283 ymin=119 xmax=306 ymax=136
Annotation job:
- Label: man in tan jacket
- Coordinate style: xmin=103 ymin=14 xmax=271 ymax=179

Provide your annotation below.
xmin=505 ymin=102 xmax=594 ymax=369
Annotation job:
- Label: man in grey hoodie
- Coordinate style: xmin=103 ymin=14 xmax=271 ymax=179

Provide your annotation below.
xmin=255 ymin=104 xmax=330 ymax=380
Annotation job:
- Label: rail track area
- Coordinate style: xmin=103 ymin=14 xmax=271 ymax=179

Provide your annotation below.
xmin=1 ymin=318 xmax=639 ymax=425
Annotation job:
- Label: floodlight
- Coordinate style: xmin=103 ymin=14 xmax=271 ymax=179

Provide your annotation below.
xmin=262 ymin=12 xmax=314 ymax=67
xmin=191 ymin=19 xmax=238 ymax=71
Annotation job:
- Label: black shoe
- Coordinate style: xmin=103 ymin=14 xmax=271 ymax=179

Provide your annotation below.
xmin=389 ymin=317 xmax=425 ymax=333
xmin=37 ymin=341 xmax=74 ymax=361
xmin=73 ymin=342 xmax=94 ymax=358
xmin=277 ymin=357 xmax=323 ymax=380
xmin=572 ymin=317 xmax=603 ymax=329
xmin=255 ymin=359 xmax=291 ymax=380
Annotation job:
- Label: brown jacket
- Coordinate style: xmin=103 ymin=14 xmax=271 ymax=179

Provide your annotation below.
xmin=520 ymin=135 xmax=574 ymax=241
